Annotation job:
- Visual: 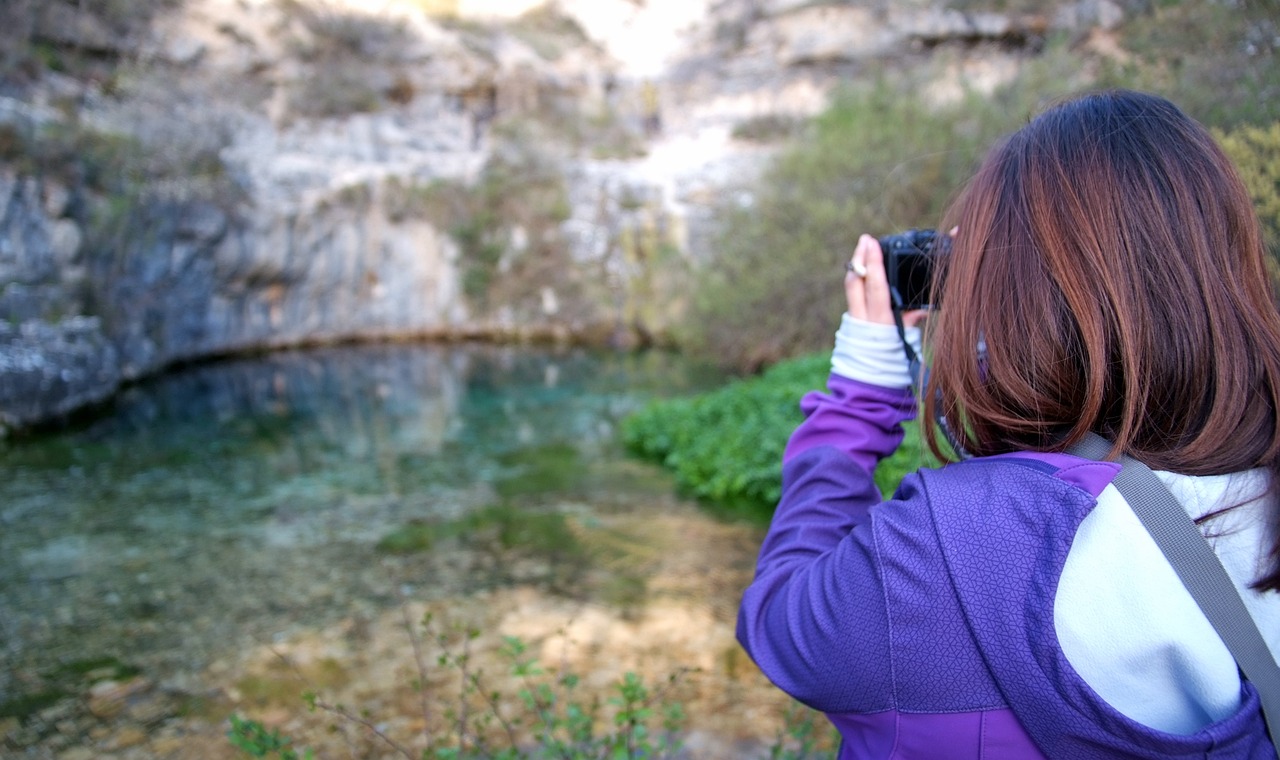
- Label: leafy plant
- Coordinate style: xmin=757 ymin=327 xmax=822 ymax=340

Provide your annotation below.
xmin=228 ymin=714 xmax=314 ymax=759
xmin=768 ymin=702 xmax=839 ymax=760
xmin=435 ymin=634 xmax=687 ymax=760
xmin=227 ymin=612 xmax=691 ymax=760
xmin=623 ymin=352 xmax=937 ymax=512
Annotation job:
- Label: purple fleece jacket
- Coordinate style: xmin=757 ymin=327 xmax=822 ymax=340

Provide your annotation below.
xmin=736 ymin=374 xmax=1275 ymax=759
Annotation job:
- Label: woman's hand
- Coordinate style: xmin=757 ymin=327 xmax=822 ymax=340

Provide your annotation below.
xmin=845 ymin=234 xmax=929 ymax=328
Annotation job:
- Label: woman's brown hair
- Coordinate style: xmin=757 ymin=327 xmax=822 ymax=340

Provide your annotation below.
xmin=923 ymin=89 xmax=1280 ymax=591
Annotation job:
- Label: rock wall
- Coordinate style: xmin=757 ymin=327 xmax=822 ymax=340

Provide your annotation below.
xmin=0 ymin=0 xmax=1128 ymax=431
xmin=0 ymin=172 xmax=117 ymax=431
xmin=95 ymin=192 xmax=467 ymax=370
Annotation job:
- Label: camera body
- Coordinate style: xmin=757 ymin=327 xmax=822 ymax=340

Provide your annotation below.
xmin=878 ymin=229 xmax=949 ymax=311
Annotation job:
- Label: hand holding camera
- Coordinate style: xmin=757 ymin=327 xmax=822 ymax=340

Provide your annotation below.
xmin=845 ymin=230 xmax=945 ymax=328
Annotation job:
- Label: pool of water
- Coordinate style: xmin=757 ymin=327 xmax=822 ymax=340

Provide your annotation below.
xmin=0 ymin=344 xmax=801 ymax=758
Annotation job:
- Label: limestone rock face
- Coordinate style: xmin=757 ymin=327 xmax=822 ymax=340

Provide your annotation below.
xmin=0 ymin=317 xmax=120 ymax=431
xmin=0 ymin=0 xmax=1130 ymax=429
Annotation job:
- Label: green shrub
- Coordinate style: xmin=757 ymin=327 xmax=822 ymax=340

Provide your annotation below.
xmin=686 ymin=1 xmax=1280 ymax=371
xmin=509 ymin=5 xmax=590 ymax=62
xmin=1215 ymin=122 xmax=1280 ymax=261
xmin=623 ymin=353 xmax=936 ymax=513
xmin=682 ymin=73 xmax=1062 ymax=371
xmin=1100 ymin=0 xmax=1280 ymax=129
xmin=275 ymin=0 xmax=416 ymax=118
xmin=228 ymin=714 xmax=313 ymax=759
xmin=382 ymin=147 xmax=572 ymax=308
xmin=228 ymin=620 xmax=690 ymax=760
xmin=731 ymin=114 xmax=804 ymax=143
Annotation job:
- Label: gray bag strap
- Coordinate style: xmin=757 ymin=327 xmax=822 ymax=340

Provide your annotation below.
xmin=1069 ymin=432 xmax=1280 ymax=750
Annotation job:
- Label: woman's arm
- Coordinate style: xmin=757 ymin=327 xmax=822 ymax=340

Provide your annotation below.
xmin=736 ymin=235 xmax=926 ymax=712
xmin=736 ymin=374 xmax=916 ymax=711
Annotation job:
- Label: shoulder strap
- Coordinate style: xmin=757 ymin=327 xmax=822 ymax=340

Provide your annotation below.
xmin=1069 ymin=433 xmax=1280 ymax=751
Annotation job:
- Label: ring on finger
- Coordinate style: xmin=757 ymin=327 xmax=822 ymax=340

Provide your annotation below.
xmin=846 ymin=260 xmax=867 ymax=278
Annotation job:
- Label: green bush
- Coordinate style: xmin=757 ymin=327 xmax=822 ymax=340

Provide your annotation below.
xmin=623 ymin=353 xmax=936 ymax=513
xmin=686 ymin=0 xmax=1280 ymax=372
xmin=385 ymin=147 xmax=570 ymax=308
xmin=1099 ymin=0 xmax=1280 ymax=129
xmin=682 ymin=73 xmax=1066 ymax=371
xmin=228 ymin=619 xmax=691 ymax=760
xmin=508 ymin=5 xmax=590 ymax=62
xmin=731 ymin=114 xmax=804 ymax=143
xmin=1215 ymin=122 xmax=1280 ymax=261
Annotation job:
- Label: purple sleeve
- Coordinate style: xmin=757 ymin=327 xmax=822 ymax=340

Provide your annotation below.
xmin=735 ymin=374 xmax=919 ymax=713
xmin=784 ymin=374 xmax=918 ymax=475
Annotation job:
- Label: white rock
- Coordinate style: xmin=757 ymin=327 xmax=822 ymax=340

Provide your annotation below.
xmin=48 ymin=220 xmax=82 ymax=265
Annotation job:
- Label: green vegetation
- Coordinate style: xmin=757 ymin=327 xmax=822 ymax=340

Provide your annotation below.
xmin=622 ymin=354 xmax=825 ymax=510
xmin=1 ymin=655 xmax=142 ymax=723
xmin=623 ymin=353 xmax=937 ymax=512
xmin=731 ymin=114 xmax=805 ymax=144
xmin=228 ymin=714 xmax=314 ymax=759
xmin=686 ymin=1 xmax=1280 ymax=370
xmin=276 ymin=0 xmax=419 ymax=117
xmin=1216 ymin=122 xmax=1280 ymax=259
xmin=1100 ymin=0 xmax=1280 ymax=129
xmin=228 ymin=618 xmax=693 ymax=759
xmin=228 ymin=618 xmax=838 ymax=758
xmin=0 ymin=691 xmax=66 ymax=722
xmin=0 ymin=0 xmax=181 ymax=86
xmin=682 ymin=73 xmax=1068 ymax=370
xmin=769 ymin=702 xmax=840 ymax=760
xmin=386 ymin=147 xmax=572 ymax=308
xmin=508 ymin=5 xmax=591 ymax=62
xmin=0 ymin=120 xmax=184 ymax=199
xmin=494 ymin=442 xmax=583 ymax=499
xmin=377 ymin=503 xmax=585 ymax=565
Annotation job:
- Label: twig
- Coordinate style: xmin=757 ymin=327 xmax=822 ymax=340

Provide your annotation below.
xmin=464 ymin=669 xmax=526 ymax=755
xmin=457 ymin=632 xmax=472 ymax=753
xmin=267 ymin=646 xmax=417 ymax=760
xmin=309 ymin=696 xmax=419 ymax=760
xmin=398 ymin=596 xmax=434 ymax=751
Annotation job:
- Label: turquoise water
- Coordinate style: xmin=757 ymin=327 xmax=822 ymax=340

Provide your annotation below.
xmin=0 ymin=344 xmax=732 ymax=714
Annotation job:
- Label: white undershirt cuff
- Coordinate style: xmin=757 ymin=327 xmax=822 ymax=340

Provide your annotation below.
xmin=831 ymin=313 xmax=923 ymax=389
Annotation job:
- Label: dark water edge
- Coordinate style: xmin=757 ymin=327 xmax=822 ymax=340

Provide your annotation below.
xmin=0 ymin=343 xmax=737 ymax=722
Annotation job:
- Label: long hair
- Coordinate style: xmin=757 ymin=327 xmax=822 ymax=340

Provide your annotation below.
xmin=923 ymin=89 xmax=1280 ymax=591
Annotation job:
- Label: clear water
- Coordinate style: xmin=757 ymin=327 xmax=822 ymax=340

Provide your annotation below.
xmin=0 ymin=344 xmax=747 ymax=713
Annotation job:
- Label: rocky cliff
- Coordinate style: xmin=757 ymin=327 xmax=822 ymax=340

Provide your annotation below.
xmin=0 ymin=0 xmax=1126 ymax=432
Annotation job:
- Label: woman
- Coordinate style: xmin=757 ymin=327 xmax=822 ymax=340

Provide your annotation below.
xmin=737 ymin=90 xmax=1280 ymax=758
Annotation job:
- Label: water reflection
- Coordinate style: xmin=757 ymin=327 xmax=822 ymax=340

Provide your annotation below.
xmin=0 ymin=344 xmax=792 ymax=757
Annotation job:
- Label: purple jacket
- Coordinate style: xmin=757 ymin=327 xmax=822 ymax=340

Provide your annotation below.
xmin=736 ymin=375 xmax=1274 ymax=759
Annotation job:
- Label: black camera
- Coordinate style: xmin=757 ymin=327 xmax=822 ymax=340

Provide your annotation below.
xmin=878 ymin=229 xmax=950 ymax=311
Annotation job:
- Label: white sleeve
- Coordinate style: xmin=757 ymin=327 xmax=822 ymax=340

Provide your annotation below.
xmin=831 ymin=313 xmax=923 ymax=389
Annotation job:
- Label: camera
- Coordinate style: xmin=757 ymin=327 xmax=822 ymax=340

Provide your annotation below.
xmin=878 ymin=229 xmax=950 ymax=311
